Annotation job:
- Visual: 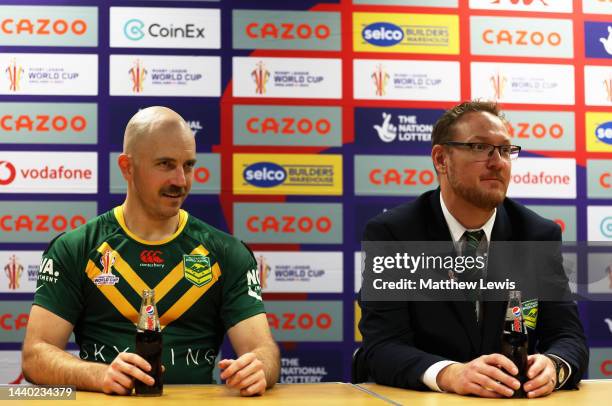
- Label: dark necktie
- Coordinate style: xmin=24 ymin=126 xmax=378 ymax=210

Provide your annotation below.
xmin=462 ymin=230 xmax=485 ymax=322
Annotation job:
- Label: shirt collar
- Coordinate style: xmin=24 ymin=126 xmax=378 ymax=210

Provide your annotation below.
xmin=439 ymin=193 xmax=496 ymax=244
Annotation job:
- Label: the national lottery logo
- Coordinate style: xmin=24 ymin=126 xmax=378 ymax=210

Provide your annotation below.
xmin=371 ymin=112 xmax=434 ymax=144
xmin=371 ymin=64 xmax=389 ymax=96
xmin=4 ymin=254 xmax=24 ymax=290
xmin=5 ymin=59 xmax=23 ymax=91
xmin=600 ymin=26 xmax=612 ymax=56
xmin=129 ymin=59 xmax=147 ymax=93
xmin=252 ymin=61 xmax=270 ymax=95
xmin=94 ymin=250 xmax=119 ymax=286
xmin=490 ymin=72 xmax=507 ymax=100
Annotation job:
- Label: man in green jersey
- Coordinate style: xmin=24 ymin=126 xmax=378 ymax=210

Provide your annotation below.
xmin=22 ymin=106 xmax=280 ymax=396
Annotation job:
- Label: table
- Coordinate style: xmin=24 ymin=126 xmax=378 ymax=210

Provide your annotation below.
xmin=357 ymin=380 xmax=612 ymax=405
xmin=14 ymin=380 xmax=612 ymax=405
xmin=16 ymin=383 xmax=389 ymax=406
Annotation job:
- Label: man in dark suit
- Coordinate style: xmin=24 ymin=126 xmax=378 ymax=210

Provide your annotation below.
xmin=358 ymin=101 xmax=588 ymax=398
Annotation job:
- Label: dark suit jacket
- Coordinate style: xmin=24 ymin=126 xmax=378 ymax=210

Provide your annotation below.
xmin=358 ymin=189 xmax=588 ymax=390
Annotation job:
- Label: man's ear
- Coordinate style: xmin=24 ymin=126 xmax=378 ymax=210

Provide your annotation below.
xmin=117 ymin=153 xmax=132 ymax=181
xmin=431 ymin=145 xmax=447 ymax=174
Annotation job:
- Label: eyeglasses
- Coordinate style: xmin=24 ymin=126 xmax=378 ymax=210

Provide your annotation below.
xmin=442 ymin=142 xmax=521 ymax=161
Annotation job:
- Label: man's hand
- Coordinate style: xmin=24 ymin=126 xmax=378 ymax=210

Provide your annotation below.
xmin=437 ymin=354 xmax=521 ymax=398
xmin=219 ymin=352 xmax=267 ymax=397
xmin=523 ymin=354 xmax=556 ymax=398
xmin=101 ymin=352 xmax=155 ymax=395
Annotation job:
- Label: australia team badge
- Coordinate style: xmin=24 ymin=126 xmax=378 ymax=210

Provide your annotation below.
xmin=183 ymin=254 xmax=213 ymax=287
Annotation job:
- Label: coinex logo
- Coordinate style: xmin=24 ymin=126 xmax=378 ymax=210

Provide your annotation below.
xmin=244 ymin=162 xmax=286 ymax=188
xmin=246 ymin=116 xmax=331 ymax=136
xmin=0 ymin=213 xmax=86 ymax=232
xmin=1 ymin=18 xmax=87 ymax=36
xmin=369 ymin=168 xmax=436 ymax=186
xmin=0 ymin=161 xmax=17 ymax=186
xmin=507 ymin=121 xmax=564 ymax=139
xmin=246 ymin=22 xmax=330 ymax=40
xmin=124 ymin=18 xmax=205 ymax=41
xmin=0 ymin=312 xmax=28 ymax=330
xmin=140 ymin=250 xmax=163 ymax=264
xmin=267 ymin=312 xmax=332 ymax=331
xmin=362 ymin=22 xmax=404 ymax=47
xmin=0 ymin=114 xmax=87 ymax=132
xmin=482 ymin=29 xmax=561 ymax=46
xmin=246 ymin=215 xmax=332 ymax=233
xmin=596 ymin=121 xmax=612 ymax=145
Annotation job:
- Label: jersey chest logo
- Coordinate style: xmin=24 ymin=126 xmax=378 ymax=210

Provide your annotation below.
xmin=94 ymin=250 xmax=120 ymax=286
xmin=183 ymin=255 xmax=212 ymax=287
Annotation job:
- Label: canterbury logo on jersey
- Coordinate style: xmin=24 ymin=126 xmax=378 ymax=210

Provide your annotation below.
xmin=85 ymin=242 xmax=221 ymax=329
xmin=140 ymin=250 xmax=164 ymax=264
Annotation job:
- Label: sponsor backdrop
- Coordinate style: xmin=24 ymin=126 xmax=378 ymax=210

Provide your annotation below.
xmin=0 ymin=0 xmax=611 ymax=384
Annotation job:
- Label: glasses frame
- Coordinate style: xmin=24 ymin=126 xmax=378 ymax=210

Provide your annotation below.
xmin=441 ymin=141 xmax=521 ymax=161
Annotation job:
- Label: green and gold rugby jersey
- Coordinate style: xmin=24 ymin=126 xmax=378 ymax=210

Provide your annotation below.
xmin=34 ymin=207 xmax=265 ymax=384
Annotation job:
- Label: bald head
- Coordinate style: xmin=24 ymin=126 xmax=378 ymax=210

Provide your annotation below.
xmin=123 ymin=106 xmax=192 ymax=155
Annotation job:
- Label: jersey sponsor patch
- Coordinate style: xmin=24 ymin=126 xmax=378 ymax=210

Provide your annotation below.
xmin=522 ymin=298 xmax=538 ymax=330
xmin=183 ymin=254 xmax=212 ymax=287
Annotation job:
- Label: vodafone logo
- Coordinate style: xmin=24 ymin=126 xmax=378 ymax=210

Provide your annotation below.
xmin=0 ymin=152 xmax=97 ymax=194
xmin=0 ymin=161 xmax=16 ymax=185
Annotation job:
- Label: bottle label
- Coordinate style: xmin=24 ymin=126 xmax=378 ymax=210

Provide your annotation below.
xmin=512 ymin=306 xmax=521 ymax=332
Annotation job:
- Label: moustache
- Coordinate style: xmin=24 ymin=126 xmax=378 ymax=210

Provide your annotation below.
xmin=160 ymin=186 xmax=186 ymax=196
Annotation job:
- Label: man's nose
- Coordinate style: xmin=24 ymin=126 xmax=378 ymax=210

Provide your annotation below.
xmin=486 ymin=147 xmax=505 ymax=168
xmin=172 ymin=166 xmax=187 ymax=186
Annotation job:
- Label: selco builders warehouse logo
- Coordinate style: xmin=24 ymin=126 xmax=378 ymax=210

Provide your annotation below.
xmin=0 ymin=152 xmax=97 ymax=194
xmin=110 ymin=7 xmax=220 ymax=49
xmin=233 ymin=9 xmax=341 ymax=51
xmin=0 ymin=6 xmax=98 ymax=47
xmin=353 ymin=59 xmax=460 ymax=101
xmin=232 ymin=57 xmax=342 ymax=99
xmin=586 ymin=112 xmax=612 ymax=152
xmin=109 ymin=55 xmax=220 ymax=97
xmin=233 ymin=154 xmax=342 ymax=196
xmin=0 ymin=53 xmax=98 ymax=95
xmin=354 ymin=12 xmax=459 ymax=54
